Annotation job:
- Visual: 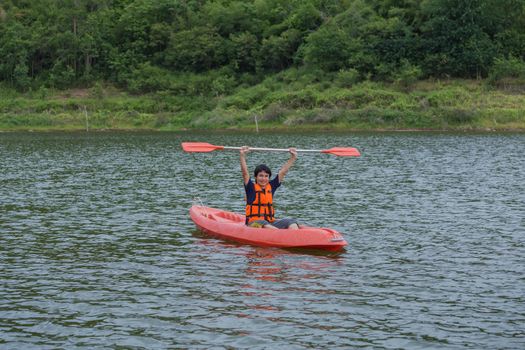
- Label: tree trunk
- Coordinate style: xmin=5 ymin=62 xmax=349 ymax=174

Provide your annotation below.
xmin=85 ymin=54 xmax=91 ymax=76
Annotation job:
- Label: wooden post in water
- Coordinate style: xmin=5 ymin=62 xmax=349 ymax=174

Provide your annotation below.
xmin=83 ymin=105 xmax=89 ymax=132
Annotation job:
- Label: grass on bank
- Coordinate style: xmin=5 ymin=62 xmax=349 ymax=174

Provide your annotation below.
xmin=0 ymin=72 xmax=524 ymax=131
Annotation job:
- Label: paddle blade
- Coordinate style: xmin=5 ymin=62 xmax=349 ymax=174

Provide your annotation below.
xmin=321 ymin=147 xmax=361 ymax=157
xmin=181 ymin=142 xmax=224 ymax=153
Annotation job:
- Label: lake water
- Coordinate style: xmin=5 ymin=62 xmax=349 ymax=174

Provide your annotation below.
xmin=1 ymin=131 xmax=524 ymax=349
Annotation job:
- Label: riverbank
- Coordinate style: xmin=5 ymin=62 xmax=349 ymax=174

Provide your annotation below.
xmin=1 ymin=78 xmax=524 ymax=132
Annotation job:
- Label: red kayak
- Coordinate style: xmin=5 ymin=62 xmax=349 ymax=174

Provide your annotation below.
xmin=190 ymin=205 xmax=348 ymax=251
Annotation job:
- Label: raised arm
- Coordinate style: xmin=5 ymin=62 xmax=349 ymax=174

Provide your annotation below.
xmin=278 ymin=148 xmax=297 ymax=182
xmin=240 ymin=146 xmax=250 ymax=185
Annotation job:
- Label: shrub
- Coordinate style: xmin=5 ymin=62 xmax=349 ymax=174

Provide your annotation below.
xmin=426 ymin=87 xmax=471 ymax=107
xmin=211 ymin=75 xmax=237 ymax=96
xmin=487 ymin=57 xmax=525 ymax=90
xmin=335 ymin=69 xmax=361 ymax=87
xmin=283 ymin=114 xmax=306 ymax=125
xmin=90 ymin=82 xmax=105 ymax=99
xmin=220 ymin=85 xmax=270 ymax=109
xmin=36 ymin=86 xmax=50 ymax=99
xmin=441 ymin=108 xmax=477 ymax=124
xmin=261 ymin=103 xmax=288 ymax=121
xmin=13 ymin=64 xmax=31 ymax=91
xmin=310 ymin=108 xmax=341 ymax=123
xmin=127 ymin=63 xmax=172 ymax=93
xmin=394 ymin=60 xmax=422 ymax=89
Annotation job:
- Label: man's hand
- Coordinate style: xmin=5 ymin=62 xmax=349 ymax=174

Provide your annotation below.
xmin=289 ymin=147 xmax=298 ymax=159
xmin=240 ymin=145 xmax=250 ymax=156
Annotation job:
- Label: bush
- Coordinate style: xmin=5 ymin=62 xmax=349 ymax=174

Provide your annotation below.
xmin=487 ymin=57 xmax=525 ymax=90
xmin=261 ymin=103 xmax=288 ymax=121
xmin=13 ymin=64 xmax=31 ymax=91
xmin=426 ymin=87 xmax=471 ymax=107
xmin=90 ymin=82 xmax=105 ymax=99
xmin=310 ymin=108 xmax=342 ymax=123
xmin=335 ymin=69 xmax=361 ymax=87
xmin=441 ymin=108 xmax=477 ymax=124
xmin=36 ymin=86 xmax=50 ymax=99
xmin=127 ymin=63 xmax=172 ymax=93
xmin=394 ymin=60 xmax=422 ymax=89
xmin=48 ymin=64 xmax=76 ymax=90
xmin=211 ymin=75 xmax=237 ymax=96
xmin=267 ymin=88 xmax=319 ymax=108
xmin=220 ymin=85 xmax=270 ymax=109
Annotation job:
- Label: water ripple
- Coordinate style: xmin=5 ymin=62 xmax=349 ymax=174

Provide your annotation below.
xmin=1 ymin=132 xmax=524 ymax=349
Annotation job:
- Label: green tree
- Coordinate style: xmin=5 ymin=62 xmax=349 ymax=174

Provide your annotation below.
xmin=0 ymin=20 xmax=31 ymax=90
xmin=204 ymin=1 xmax=262 ymax=37
xmin=164 ymin=27 xmax=226 ymax=71
xmin=1 ymin=0 xmax=524 ymax=89
xmin=258 ymin=29 xmax=302 ymax=71
xmin=229 ymin=31 xmax=259 ymax=72
xmin=421 ymin=0 xmax=497 ymax=77
xmin=480 ymin=0 xmax=525 ymax=59
xmin=286 ymin=2 xmax=323 ymax=32
xmin=302 ymin=26 xmax=354 ymax=71
xmin=302 ymin=0 xmax=415 ymax=78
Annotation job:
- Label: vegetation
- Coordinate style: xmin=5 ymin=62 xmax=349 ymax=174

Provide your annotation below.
xmin=1 ymin=0 xmax=524 ymax=131
xmin=1 ymin=77 xmax=523 ymax=131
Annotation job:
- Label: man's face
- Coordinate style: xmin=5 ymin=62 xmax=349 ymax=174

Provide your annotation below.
xmin=256 ymin=171 xmax=270 ymax=187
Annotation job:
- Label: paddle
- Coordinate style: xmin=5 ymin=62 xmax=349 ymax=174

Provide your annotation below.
xmin=181 ymin=142 xmax=360 ymax=157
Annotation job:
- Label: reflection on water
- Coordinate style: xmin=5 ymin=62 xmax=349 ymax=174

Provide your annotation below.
xmin=1 ymin=131 xmax=524 ymax=349
xmin=191 ymin=238 xmax=347 ymax=339
xmin=244 ymin=247 xmax=343 ymax=284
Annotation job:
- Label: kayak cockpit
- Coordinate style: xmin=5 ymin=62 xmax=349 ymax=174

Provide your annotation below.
xmin=204 ymin=209 xmax=244 ymax=224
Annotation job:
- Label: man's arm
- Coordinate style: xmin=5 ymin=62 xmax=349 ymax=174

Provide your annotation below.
xmin=240 ymin=146 xmax=250 ymax=185
xmin=278 ymin=148 xmax=297 ymax=183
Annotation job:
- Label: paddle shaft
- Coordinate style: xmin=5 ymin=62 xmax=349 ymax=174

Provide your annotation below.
xmin=224 ymin=146 xmax=322 ymax=153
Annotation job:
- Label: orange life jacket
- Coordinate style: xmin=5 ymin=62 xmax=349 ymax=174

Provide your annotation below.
xmin=245 ymin=182 xmax=275 ymax=224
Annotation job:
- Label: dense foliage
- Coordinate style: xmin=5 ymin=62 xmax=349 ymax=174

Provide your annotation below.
xmin=1 ymin=0 xmax=524 ymax=92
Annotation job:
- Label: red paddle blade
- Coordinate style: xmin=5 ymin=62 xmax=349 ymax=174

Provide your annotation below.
xmin=321 ymin=147 xmax=361 ymax=157
xmin=181 ymin=142 xmax=225 ymax=153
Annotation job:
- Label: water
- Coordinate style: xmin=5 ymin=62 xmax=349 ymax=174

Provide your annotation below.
xmin=1 ymin=131 xmax=524 ymax=349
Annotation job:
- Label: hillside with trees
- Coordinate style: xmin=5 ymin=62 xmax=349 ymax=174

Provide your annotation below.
xmin=1 ymin=0 xmax=524 ymax=131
